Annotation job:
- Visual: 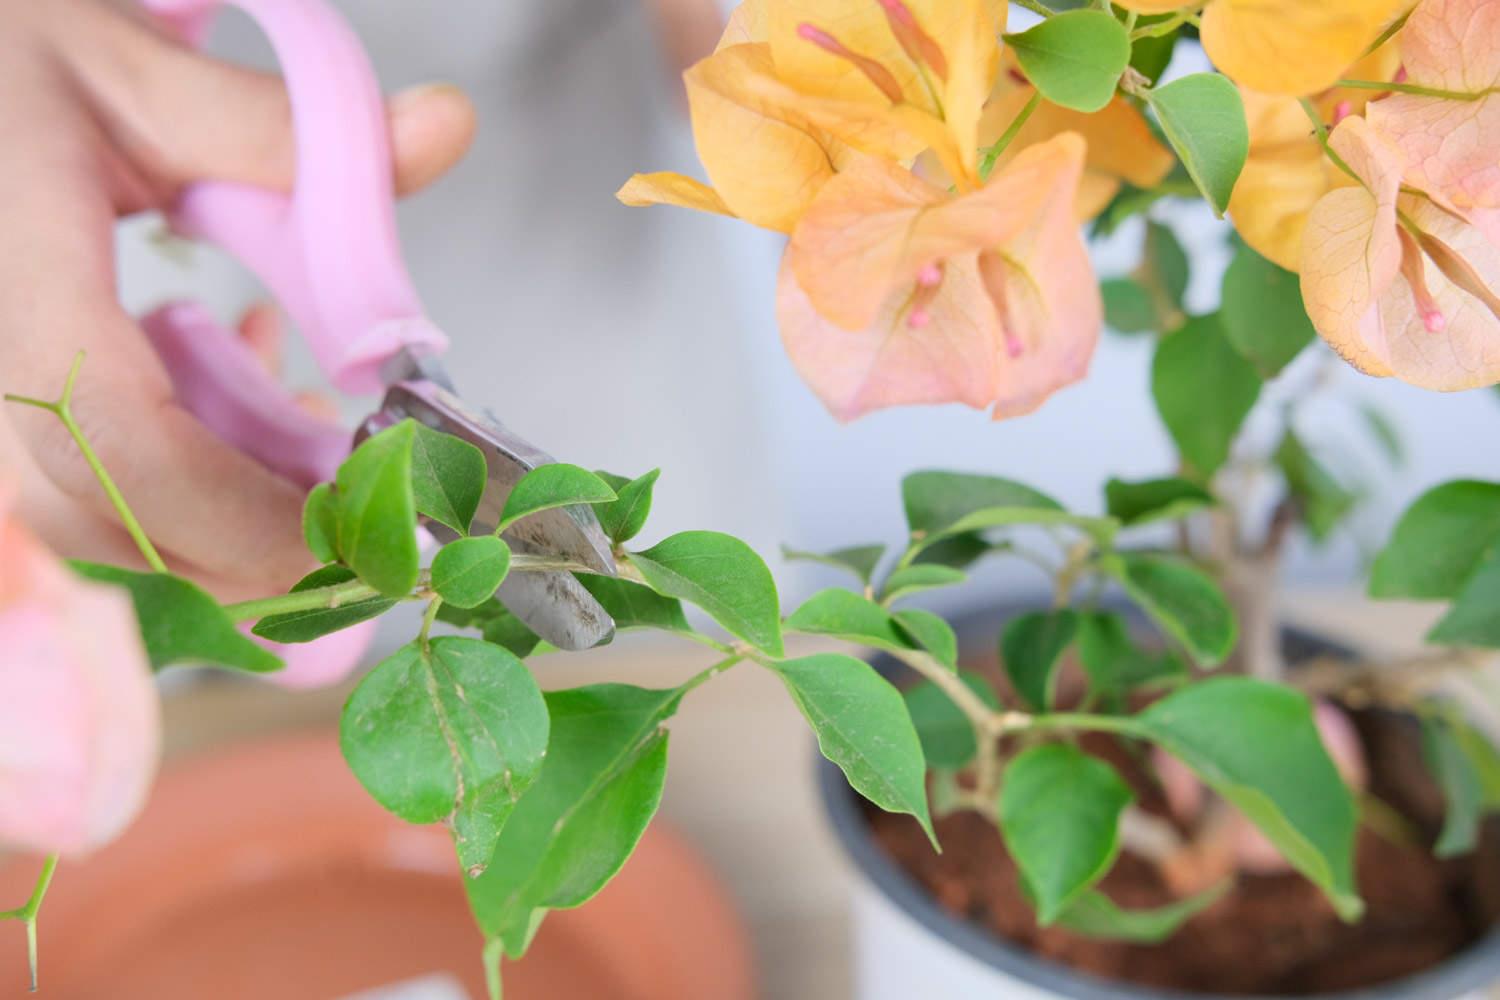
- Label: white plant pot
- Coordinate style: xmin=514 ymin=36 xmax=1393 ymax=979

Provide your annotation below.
xmin=820 ymin=625 xmax=1500 ymax=1000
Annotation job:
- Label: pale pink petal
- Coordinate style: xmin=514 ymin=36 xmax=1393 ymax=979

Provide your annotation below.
xmin=787 ymin=134 xmax=1090 ymax=336
xmin=1300 ymin=117 xmax=1405 ymax=377
xmin=1396 ymin=0 xmax=1500 ymax=94
xmin=1366 ymin=0 xmax=1500 ymax=212
xmin=0 ymin=587 xmax=159 ymax=855
xmin=777 ymin=250 xmax=1003 ymax=420
xmin=1373 ymin=195 xmax=1500 ymax=388
xmin=1368 ymin=95 xmax=1500 ymax=213
xmin=979 ymin=135 xmax=1099 ymax=419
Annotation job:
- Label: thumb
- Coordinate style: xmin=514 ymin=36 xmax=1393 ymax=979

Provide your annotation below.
xmin=72 ymin=5 xmax=476 ymax=198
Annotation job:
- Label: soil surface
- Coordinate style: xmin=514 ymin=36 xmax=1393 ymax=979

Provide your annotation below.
xmin=870 ymin=689 xmax=1500 ymax=994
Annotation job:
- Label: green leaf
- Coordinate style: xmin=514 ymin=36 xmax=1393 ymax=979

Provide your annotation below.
xmin=629 ymin=531 xmax=782 ymax=655
xmin=302 ymin=483 xmax=339 ymax=563
xmin=937 ymin=507 xmax=1119 ymax=547
xmin=1104 ymin=477 xmax=1214 ymax=527
xmin=1146 ymin=73 xmax=1248 ymax=216
xmin=593 ymin=469 xmax=660 ymax=546
xmin=497 ymin=464 xmax=617 ymax=534
xmin=786 ymin=588 xmax=913 ymax=653
xmin=782 ymin=543 xmax=887 ymax=586
xmin=340 ymin=637 xmax=549 ymax=873
xmin=71 ymin=563 xmax=282 ymax=673
xmin=465 ymin=684 xmax=682 ymax=954
xmin=904 ymin=672 xmax=1000 ymax=770
xmin=1277 ymin=432 xmax=1356 ymax=542
xmin=999 ymin=744 xmax=1133 ymax=923
xmin=1428 ymin=548 xmax=1500 ymax=647
xmin=1004 ymin=10 xmax=1130 ymax=112
xmin=1001 ymin=610 xmax=1080 ymax=711
xmin=1151 ymin=314 xmax=1262 ymax=478
xmin=432 ymin=536 xmax=512 ymax=609
xmin=912 ymin=532 xmax=993 ymax=570
xmin=337 ymin=421 xmax=420 ymax=598
xmin=1054 ymin=884 xmax=1228 ymax=943
xmin=1370 ymin=481 xmax=1500 ymax=599
xmin=1076 ymin=611 xmax=1186 ymax=706
xmin=1127 ymin=18 xmax=1178 ymax=84
xmin=435 ymin=598 xmax=544 ymax=657
xmin=881 ymin=564 xmax=967 ymax=603
xmin=410 ymin=423 xmax=487 ymax=535
xmin=894 ymin=609 xmax=958 ymax=669
xmin=1221 ymin=243 xmax=1316 ymax=377
xmin=1107 ymin=552 xmax=1236 ymax=666
xmin=1422 ymin=713 xmax=1487 ymax=857
xmin=771 ymin=653 xmax=935 ymax=843
xmin=252 ymin=565 xmax=396 ymax=643
xmin=481 ymin=606 xmax=544 ymax=658
xmin=903 ymin=470 xmax=1061 ymax=538
xmin=1101 ymin=278 xmax=1156 ymax=335
xmin=1132 ymin=677 xmax=1362 ymax=920
xmin=1144 ymin=221 xmax=1190 ymax=312
xmin=576 ymin=575 xmax=691 ymax=633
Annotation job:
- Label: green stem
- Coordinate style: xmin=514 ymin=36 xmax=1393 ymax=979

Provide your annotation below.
xmin=1009 ymin=711 xmax=1144 ymax=738
xmin=888 ymin=647 xmax=1000 ymax=736
xmin=5 ymin=354 xmax=166 ymax=573
xmin=419 ymin=597 xmax=443 ymax=649
xmin=1132 ymin=13 xmax=1190 ymax=39
xmin=0 ymin=855 xmax=58 ymax=992
xmin=1362 ymin=5 xmax=1414 ymax=56
xmin=680 ymin=652 xmax=744 ymax=695
xmin=223 ymin=553 xmax=606 ymax=623
xmin=980 ymin=91 xmax=1042 ymax=181
xmin=1297 ymin=98 xmax=1362 ymax=188
xmin=1011 ymin=0 xmax=1053 ymax=16
xmin=1336 ymin=78 xmax=1493 ymax=102
xmin=224 ymin=578 xmax=394 ymax=622
xmin=483 ymin=938 xmax=504 ymax=1000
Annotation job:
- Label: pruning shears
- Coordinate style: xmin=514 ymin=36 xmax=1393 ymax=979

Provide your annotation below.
xmin=135 ymin=0 xmax=617 ymax=650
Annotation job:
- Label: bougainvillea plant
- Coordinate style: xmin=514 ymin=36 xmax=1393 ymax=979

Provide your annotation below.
xmin=4 ymin=0 xmax=1500 ymax=996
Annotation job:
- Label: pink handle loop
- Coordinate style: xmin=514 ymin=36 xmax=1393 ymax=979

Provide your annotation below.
xmin=141 ymin=303 xmax=349 ymax=488
xmin=143 ymin=0 xmax=446 ymax=394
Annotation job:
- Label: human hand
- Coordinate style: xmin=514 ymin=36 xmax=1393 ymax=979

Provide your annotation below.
xmin=0 ymin=0 xmax=474 ymax=598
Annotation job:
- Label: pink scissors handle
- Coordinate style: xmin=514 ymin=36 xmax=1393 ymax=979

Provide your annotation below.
xmin=144 ymin=0 xmax=447 ymax=395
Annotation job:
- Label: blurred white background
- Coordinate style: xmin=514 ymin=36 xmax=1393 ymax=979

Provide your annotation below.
xmin=115 ymin=0 xmax=1500 ymax=615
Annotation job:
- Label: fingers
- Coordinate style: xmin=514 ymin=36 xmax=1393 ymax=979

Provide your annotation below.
xmin=66 ymin=1 xmax=476 ymax=201
xmin=0 ymin=146 xmax=315 ymax=589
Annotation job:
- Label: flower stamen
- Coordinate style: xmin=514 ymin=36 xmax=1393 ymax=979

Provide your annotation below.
xmin=876 ymin=0 xmax=949 ymax=83
xmin=797 ymin=24 xmax=905 ymax=103
xmin=1417 ymin=230 xmax=1500 ymax=325
xmin=1397 ymin=228 xmax=1447 ymax=332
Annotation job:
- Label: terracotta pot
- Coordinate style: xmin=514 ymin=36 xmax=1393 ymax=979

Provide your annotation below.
xmin=0 ymin=732 xmax=754 ymax=1000
xmin=818 ymin=616 xmax=1500 ymax=1000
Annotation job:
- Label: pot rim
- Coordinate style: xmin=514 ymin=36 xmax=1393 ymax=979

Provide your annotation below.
xmin=816 ymin=616 xmax=1500 ymax=1000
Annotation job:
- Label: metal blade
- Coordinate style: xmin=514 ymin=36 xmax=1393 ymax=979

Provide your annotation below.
xmin=362 ymin=376 xmax=617 ymax=651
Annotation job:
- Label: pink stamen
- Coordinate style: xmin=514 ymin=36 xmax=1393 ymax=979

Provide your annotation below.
xmin=1398 ymin=228 xmax=1447 ymax=334
xmin=1331 ymin=100 xmax=1353 ymax=125
xmin=797 ymin=23 xmax=905 ymax=102
xmin=908 ymin=309 xmax=932 ymax=329
xmin=1394 ymin=65 xmax=1409 ymax=84
xmin=917 ymin=262 xmax=943 ymax=287
xmin=1004 ymin=331 xmax=1024 ymax=358
xmin=875 ymin=0 xmax=949 ymax=82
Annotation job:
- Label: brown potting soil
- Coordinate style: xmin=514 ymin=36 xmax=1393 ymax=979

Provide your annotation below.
xmin=869 ymin=712 xmax=1500 ymax=995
